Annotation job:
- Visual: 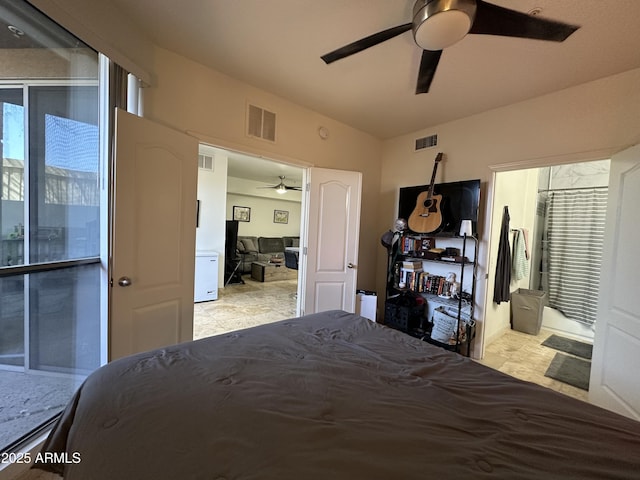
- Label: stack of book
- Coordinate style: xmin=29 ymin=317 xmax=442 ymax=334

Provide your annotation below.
xmin=402 ymin=260 xmax=423 ymax=270
xmin=399 ymin=260 xmax=423 ymax=291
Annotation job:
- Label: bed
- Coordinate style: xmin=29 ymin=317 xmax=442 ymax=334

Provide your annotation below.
xmin=35 ymin=310 xmax=640 ymax=479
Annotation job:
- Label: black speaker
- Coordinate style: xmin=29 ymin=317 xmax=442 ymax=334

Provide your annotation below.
xmin=224 ymin=220 xmax=243 ymax=284
xmin=225 ymin=220 xmax=238 ymax=258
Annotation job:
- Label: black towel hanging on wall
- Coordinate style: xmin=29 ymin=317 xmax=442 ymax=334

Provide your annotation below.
xmin=494 ymin=206 xmax=512 ymax=304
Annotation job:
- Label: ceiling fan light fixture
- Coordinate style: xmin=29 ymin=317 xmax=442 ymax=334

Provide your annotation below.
xmin=276 ymin=184 xmax=287 ymax=194
xmin=412 ymin=0 xmax=476 ymax=50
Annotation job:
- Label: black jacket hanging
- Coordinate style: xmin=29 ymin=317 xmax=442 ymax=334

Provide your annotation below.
xmin=494 ymin=206 xmax=511 ymax=304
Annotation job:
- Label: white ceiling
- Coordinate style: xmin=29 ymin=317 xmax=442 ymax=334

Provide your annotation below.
xmin=206 ymin=146 xmax=304 ymax=186
xmin=111 ymin=0 xmax=640 ymax=141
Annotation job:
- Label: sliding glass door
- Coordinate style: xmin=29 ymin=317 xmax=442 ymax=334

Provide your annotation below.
xmin=0 ymin=0 xmax=105 ymax=452
xmin=0 ymin=88 xmax=25 ymax=367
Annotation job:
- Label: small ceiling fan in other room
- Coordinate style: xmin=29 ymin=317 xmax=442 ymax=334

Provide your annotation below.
xmin=258 ymin=176 xmax=302 ymax=194
xmin=321 ymin=0 xmax=580 ymax=94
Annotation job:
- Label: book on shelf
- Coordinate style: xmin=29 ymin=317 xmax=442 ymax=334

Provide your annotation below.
xmin=411 ymin=274 xmax=452 ymax=296
xmin=400 ymin=235 xmax=436 ymax=254
xmin=401 ymin=269 xmax=422 ymax=291
xmin=395 ymin=269 xmax=456 ymax=298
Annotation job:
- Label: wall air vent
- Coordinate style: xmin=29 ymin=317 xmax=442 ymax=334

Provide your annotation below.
xmin=247 ymin=103 xmax=276 ymax=142
xmin=415 ymin=134 xmax=438 ymax=151
xmin=198 ymin=154 xmax=214 ymax=170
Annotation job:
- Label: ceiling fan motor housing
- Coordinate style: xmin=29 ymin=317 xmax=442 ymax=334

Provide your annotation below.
xmin=412 ymin=0 xmax=477 ymax=50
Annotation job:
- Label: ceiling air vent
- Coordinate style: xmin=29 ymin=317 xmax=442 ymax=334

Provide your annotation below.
xmin=415 ymin=134 xmax=438 ymax=151
xmin=247 ymin=104 xmax=276 ymax=142
xmin=198 ymin=154 xmax=214 ymax=171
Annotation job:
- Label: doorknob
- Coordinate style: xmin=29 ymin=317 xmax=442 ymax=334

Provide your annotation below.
xmin=347 ymin=263 xmax=355 ymax=269
xmin=118 ymin=276 xmax=132 ymax=287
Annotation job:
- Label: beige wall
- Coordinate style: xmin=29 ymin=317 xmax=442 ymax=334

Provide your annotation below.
xmin=484 ymin=168 xmax=538 ymax=350
xmin=226 ymin=193 xmax=301 ymax=239
xmin=380 ymin=67 xmax=640 ymax=357
xmin=144 ymin=48 xmax=383 ymax=292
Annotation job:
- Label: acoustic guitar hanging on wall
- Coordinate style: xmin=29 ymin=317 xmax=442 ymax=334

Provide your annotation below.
xmin=408 ymin=152 xmax=443 ymax=233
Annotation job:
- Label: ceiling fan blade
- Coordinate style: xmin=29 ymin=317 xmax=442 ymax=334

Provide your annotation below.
xmin=321 ymin=23 xmax=412 ymax=64
xmin=415 ymin=49 xmax=442 ymax=94
xmin=256 ymin=184 xmax=302 ymax=190
xmin=469 ymin=0 xmax=579 ymax=42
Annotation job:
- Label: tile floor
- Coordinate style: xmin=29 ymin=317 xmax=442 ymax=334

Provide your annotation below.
xmin=193 ymin=276 xmax=298 ymax=339
xmin=475 ymin=327 xmax=589 ymax=402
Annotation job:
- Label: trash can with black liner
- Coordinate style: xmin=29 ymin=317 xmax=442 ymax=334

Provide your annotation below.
xmin=510 ymin=289 xmax=547 ymax=335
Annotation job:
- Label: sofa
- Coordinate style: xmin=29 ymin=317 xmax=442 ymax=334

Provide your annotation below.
xmin=237 ymin=236 xmax=300 ymax=274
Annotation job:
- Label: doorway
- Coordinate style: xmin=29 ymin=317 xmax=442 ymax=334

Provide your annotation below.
xmin=480 ymin=158 xmax=610 ymax=400
xmin=192 ymin=144 xmax=363 ymax=337
xmin=193 ymin=146 xmax=304 ymax=339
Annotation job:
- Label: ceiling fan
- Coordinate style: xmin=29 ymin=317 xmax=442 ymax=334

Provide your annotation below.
xmin=321 ymin=0 xmax=580 ymax=94
xmin=258 ymin=176 xmax=302 ymax=194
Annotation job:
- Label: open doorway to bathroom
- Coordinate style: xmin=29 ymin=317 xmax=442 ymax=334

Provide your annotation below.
xmin=479 ymin=158 xmax=610 ymax=402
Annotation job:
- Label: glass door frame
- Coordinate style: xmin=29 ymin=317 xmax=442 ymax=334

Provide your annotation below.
xmin=0 ymin=77 xmax=108 ymax=375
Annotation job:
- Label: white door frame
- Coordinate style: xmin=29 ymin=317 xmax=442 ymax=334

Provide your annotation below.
xmin=480 ymin=153 xmax=614 ymax=359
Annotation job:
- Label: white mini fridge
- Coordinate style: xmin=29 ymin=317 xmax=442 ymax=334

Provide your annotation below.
xmin=194 ymin=252 xmax=219 ymax=302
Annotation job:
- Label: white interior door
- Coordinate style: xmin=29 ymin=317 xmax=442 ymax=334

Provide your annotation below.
xmin=589 ymin=143 xmax=640 ymax=420
xmin=110 ymin=108 xmax=198 ymax=360
xmin=301 ymin=167 xmax=362 ymax=315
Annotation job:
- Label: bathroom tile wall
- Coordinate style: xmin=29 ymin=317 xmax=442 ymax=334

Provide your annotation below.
xmin=547 ymin=159 xmax=610 ymax=190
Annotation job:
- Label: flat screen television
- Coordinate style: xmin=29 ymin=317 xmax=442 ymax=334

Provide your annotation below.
xmin=398 ymin=179 xmax=481 ymax=236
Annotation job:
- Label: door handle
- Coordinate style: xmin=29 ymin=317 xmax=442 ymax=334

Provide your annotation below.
xmin=118 ymin=276 xmax=132 ymax=287
xmin=347 ymin=263 xmax=355 ymax=269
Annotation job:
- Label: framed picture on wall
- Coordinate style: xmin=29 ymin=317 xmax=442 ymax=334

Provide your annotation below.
xmin=274 ymin=209 xmax=289 ymax=224
xmin=233 ymin=206 xmax=251 ymax=222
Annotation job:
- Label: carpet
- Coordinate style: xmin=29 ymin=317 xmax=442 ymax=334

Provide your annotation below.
xmin=544 ymin=353 xmax=591 ymax=391
xmin=542 ymin=334 xmax=593 ymax=359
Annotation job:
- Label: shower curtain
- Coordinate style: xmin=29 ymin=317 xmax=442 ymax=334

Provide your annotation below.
xmin=541 ymin=188 xmax=608 ymax=326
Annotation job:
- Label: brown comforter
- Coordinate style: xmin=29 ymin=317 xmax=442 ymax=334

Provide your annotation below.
xmin=35 ymin=310 xmax=640 ymax=479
